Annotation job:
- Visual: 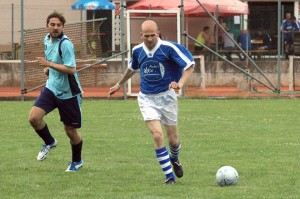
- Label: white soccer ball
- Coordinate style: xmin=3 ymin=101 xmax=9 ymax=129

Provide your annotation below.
xmin=216 ymin=166 xmax=239 ymax=186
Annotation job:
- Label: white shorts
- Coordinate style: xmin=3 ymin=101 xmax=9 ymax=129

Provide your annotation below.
xmin=138 ymin=89 xmax=178 ymax=125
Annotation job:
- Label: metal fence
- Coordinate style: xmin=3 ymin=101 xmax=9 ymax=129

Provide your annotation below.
xmin=1 ymin=0 xmax=300 ymax=100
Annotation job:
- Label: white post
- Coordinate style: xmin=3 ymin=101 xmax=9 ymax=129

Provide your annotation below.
xmin=289 ymin=55 xmax=294 ymax=91
xmin=177 ymin=11 xmax=181 ymax=44
xmin=112 ymin=7 xmax=115 ymax=51
xmin=295 ymin=1 xmax=299 ymax=20
xmin=198 ymin=55 xmax=206 ymax=90
xmin=243 ymin=14 xmax=248 ymax=30
xmin=126 ymin=11 xmax=132 ymax=95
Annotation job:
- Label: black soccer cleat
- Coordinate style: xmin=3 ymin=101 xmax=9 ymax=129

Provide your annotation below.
xmin=164 ymin=178 xmax=176 ymax=185
xmin=172 ymin=160 xmax=183 ymax=178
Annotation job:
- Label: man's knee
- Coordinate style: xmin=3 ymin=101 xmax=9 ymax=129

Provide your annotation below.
xmin=64 ymin=125 xmax=76 ymax=135
xmin=28 ymin=113 xmax=42 ymax=128
xmin=152 ymin=130 xmax=163 ymax=142
xmin=28 ymin=106 xmax=46 ymax=128
xmin=64 ymin=125 xmax=81 ymax=143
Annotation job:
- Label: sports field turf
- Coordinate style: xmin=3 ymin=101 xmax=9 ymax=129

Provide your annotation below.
xmin=0 ymin=99 xmax=299 ymax=199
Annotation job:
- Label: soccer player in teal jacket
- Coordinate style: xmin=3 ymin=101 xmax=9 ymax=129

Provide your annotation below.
xmin=29 ymin=11 xmax=83 ymax=172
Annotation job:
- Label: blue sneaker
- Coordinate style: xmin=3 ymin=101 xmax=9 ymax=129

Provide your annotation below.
xmin=37 ymin=139 xmax=57 ymax=161
xmin=65 ymin=160 xmax=83 ymax=172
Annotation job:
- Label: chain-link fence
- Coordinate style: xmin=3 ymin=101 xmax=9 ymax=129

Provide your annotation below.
xmin=23 ymin=18 xmax=111 ymax=87
xmin=0 ymin=3 xmax=21 ymax=60
xmin=0 ymin=0 xmax=120 ymax=99
xmin=192 ymin=0 xmax=300 ymax=97
xmin=1 ymin=0 xmax=300 ymax=99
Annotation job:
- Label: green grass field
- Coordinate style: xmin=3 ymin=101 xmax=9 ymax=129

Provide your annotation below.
xmin=1 ymin=99 xmax=300 ymax=199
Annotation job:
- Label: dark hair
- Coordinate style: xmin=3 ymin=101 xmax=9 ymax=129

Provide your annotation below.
xmin=203 ymin=26 xmax=210 ymax=31
xmin=46 ymin=11 xmax=66 ymax=27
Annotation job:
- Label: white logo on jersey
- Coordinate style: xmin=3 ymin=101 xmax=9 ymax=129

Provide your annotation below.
xmin=142 ymin=60 xmax=165 ymax=81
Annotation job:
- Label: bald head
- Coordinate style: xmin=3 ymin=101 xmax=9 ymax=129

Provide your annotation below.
xmin=141 ymin=20 xmax=159 ymax=33
xmin=140 ymin=20 xmax=160 ymax=50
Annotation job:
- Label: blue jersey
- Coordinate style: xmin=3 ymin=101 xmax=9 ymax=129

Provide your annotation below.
xmin=129 ymin=39 xmax=194 ymax=94
xmin=293 ymin=21 xmax=300 ymax=32
xmin=44 ymin=33 xmax=83 ymax=99
xmin=237 ymin=33 xmax=252 ymax=50
xmin=281 ymin=19 xmax=293 ymax=40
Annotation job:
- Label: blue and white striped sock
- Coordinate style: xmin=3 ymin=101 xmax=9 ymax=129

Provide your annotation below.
xmin=169 ymin=143 xmax=181 ymax=163
xmin=155 ymin=146 xmax=175 ymax=180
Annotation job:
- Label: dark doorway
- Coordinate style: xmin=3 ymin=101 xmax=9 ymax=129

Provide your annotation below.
xmin=248 ymin=1 xmax=294 ymax=49
xmin=248 ymin=2 xmax=294 ymax=35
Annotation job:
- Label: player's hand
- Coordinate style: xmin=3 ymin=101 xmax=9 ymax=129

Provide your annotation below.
xmin=108 ymin=83 xmax=121 ymax=99
xmin=36 ymin=57 xmax=49 ymax=67
xmin=169 ymin=81 xmax=182 ymax=90
xmin=43 ymin=67 xmax=49 ymax=76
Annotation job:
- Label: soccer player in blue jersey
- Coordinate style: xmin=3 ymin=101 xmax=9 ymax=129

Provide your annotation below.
xmin=28 ymin=11 xmax=84 ymax=172
xmin=281 ymin=12 xmax=294 ymax=59
xmin=108 ymin=20 xmax=195 ymax=184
